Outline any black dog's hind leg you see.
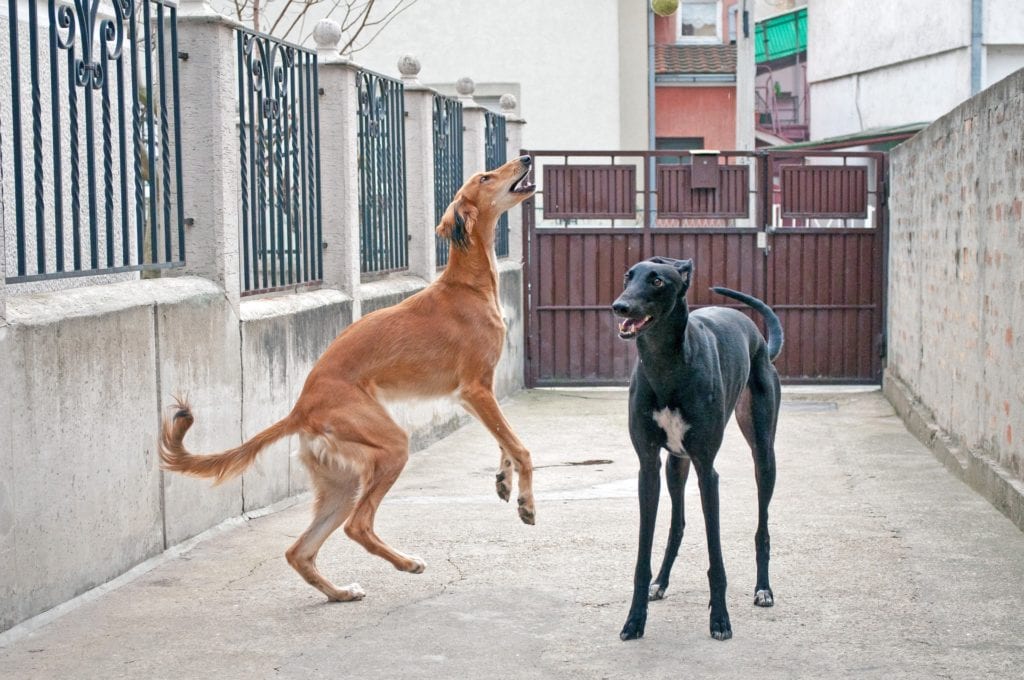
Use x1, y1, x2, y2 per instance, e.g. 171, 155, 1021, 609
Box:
694, 457, 732, 640
649, 453, 690, 601
620, 453, 661, 640
738, 367, 780, 607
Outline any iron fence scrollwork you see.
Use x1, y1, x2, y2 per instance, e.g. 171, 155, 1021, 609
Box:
484, 110, 508, 257
4, 0, 185, 282
357, 69, 407, 274
235, 28, 322, 295
432, 93, 462, 267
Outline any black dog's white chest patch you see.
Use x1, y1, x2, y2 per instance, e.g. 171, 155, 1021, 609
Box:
652, 407, 690, 457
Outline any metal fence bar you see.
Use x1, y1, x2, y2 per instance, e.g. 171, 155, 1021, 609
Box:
433, 93, 463, 267
3, 0, 186, 283
235, 28, 322, 295
8, 0, 26, 277
356, 69, 407, 274
484, 110, 509, 257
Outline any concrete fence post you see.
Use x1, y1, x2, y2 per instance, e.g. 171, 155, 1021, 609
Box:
501, 94, 526, 264
0, 200, 6, 325
174, 0, 243, 312
398, 55, 438, 281
458, 78, 486, 176
313, 20, 361, 305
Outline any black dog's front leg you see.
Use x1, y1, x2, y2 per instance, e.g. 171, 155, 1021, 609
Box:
695, 460, 732, 640
620, 454, 661, 641
650, 453, 690, 600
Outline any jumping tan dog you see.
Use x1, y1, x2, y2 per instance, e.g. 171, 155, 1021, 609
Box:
160, 156, 537, 602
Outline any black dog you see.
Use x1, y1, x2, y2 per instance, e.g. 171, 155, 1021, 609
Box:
611, 256, 783, 641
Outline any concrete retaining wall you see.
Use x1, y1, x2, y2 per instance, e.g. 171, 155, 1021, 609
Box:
0, 265, 524, 632
885, 68, 1024, 530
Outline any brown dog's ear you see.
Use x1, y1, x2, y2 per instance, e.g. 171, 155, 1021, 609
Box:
436, 199, 478, 251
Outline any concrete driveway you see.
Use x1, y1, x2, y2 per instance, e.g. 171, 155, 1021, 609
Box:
1, 388, 1022, 679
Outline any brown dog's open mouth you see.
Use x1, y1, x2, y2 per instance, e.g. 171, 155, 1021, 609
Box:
512, 168, 535, 194
618, 316, 652, 339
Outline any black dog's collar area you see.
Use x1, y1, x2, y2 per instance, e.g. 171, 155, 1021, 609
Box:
618, 315, 652, 339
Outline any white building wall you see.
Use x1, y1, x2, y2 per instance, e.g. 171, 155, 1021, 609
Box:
807, 0, 1024, 139
210, 0, 632, 152
810, 49, 971, 139
350, 0, 624, 151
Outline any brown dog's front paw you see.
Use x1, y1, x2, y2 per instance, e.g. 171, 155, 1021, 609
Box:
517, 496, 535, 525
495, 471, 511, 502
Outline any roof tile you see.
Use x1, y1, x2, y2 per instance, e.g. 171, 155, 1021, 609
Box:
656, 44, 737, 75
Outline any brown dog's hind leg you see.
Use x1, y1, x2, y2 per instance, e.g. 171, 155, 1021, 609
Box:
336, 402, 426, 574
461, 384, 535, 525
286, 445, 364, 602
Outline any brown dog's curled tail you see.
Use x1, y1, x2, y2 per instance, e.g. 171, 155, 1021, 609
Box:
159, 398, 295, 485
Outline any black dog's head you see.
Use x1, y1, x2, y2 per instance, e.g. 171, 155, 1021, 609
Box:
611, 257, 693, 339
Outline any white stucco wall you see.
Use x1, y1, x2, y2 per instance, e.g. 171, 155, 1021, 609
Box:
808, 0, 971, 84
810, 49, 971, 139
807, 0, 1024, 139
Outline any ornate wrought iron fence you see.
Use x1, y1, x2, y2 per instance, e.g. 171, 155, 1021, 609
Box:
235, 28, 321, 295
484, 109, 508, 257
3, 0, 184, 283
432, 93, 462, 267
356, 69, 407, 274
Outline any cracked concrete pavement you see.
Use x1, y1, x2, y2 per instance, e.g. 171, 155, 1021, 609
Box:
2, 388, 1023, 679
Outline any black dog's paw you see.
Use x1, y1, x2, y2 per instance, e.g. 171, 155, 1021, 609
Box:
648, 582, 666, 601
709, 611, 732, 641
619, 614, 647, 641
754, 588, 774, 607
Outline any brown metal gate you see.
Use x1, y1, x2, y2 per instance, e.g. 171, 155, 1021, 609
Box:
522, 149, 887, 386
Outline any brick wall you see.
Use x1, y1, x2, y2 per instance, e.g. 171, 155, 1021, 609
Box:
885, 67, 1024, 529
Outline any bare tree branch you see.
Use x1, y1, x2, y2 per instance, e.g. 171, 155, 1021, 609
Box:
238, 0, 420, 58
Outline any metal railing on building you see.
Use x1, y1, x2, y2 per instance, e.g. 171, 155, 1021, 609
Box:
432, 93, 462, 268
3, 0, 185, 283
483, 109, 508, 257
356, 68, 407, 274
235, 27, 322, 295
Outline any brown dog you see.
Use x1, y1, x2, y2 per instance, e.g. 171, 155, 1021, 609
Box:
160, 156, 537, 602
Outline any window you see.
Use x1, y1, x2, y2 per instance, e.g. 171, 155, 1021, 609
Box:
656, 137, 705, 164
679, 1, 721, 43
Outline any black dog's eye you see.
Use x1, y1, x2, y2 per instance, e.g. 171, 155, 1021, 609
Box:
652, 278, 664, 287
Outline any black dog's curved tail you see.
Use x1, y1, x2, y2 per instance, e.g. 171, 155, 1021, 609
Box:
711, 287, 784, 362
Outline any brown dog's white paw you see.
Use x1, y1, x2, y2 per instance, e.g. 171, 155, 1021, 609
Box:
328, 583, 365, 602
402, 555, 426, 574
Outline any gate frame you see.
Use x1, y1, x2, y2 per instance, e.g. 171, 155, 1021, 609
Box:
520, 148, 889, 387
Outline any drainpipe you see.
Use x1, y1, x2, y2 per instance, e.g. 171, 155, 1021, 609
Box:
647, 4, 657, 224
648, 5, 656, 151
970, 0, 983, 95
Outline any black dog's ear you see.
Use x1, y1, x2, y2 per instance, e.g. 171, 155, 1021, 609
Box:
676, 259, 693, 289
436, 199, 477, 251
648, 256, 693, 288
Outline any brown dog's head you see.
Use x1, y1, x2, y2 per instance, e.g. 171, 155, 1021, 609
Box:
437, 155, 535, 250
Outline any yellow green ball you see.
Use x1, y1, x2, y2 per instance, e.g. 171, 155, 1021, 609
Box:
651, 0, 680, 17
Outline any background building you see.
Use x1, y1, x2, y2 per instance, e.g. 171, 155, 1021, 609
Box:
807, 0, 1024, 141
